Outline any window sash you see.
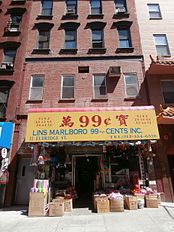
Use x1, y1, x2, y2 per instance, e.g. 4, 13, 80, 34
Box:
38, 31, 50, 49
154, 35, 170, 56
92, 30, 103, 48
41, 0, 53, 15
62, 76, 74, 99
148, 4, 161, 18
90, 0, 102, 14
118, 29, 131, 48
161, 81, 174, 104
4, 50, 16, 63
65, 30, 76, 49
124, 74, 139, 98
29, 76, 44, 100
93, 75, 107, 99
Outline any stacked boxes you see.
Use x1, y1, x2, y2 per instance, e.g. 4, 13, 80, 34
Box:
110, 199, 124, 212
28, 192, 46, 217
145, 195, 158, 208
124, 196, 138, 210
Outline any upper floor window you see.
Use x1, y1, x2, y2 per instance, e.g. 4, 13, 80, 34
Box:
92, 29, 104, 48
90, 0, 102, 15
0, 86, 9, 119
41, 0, 53, 16
161, 81, 174, 104
148, 4, 162, 19
118, 29, 131, 48
153, 34, 170, 56
61, 75, 74, 99
7, 14, 22, 32
29, 75, 44, 101
3, 49, 16, 63
65, 30, 76, 49
115, 0, 126, 14
93, 75, 107, 99
37, 29, 50, 49
124, 73, 139, 98
66, 0, 77, 14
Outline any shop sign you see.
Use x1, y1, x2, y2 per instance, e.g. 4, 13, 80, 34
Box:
0, 122, 14, 149
25, 107, 160, 142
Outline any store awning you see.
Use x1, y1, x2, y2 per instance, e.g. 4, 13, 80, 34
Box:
157, 105, 174, 124
25, 106, 160, 142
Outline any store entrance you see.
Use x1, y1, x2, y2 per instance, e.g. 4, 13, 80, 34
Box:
73, 155, 101, 207
168, 156, 174, 192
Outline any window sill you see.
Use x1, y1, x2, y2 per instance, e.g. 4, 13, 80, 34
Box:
0, 68, 14, 75
26, 100, 43, 104
32, 48, 50, 54
58, 99, 75, 103
87, 14, 104, 19
4, 30, 20, 37
116, 47, 134, 53
10, 0, 26, 5
37, 15, 53, 20
62, 14, 78, 20
149, 17, 162, 20
113, 13, 129, 19
88, 48, 106, 54
59, 49, 78, 54
91, 98, 108, 102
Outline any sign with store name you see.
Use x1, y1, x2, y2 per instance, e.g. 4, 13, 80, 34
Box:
25, 107, 160, 142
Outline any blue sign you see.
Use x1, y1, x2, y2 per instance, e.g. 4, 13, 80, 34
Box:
0, 122, 14, 149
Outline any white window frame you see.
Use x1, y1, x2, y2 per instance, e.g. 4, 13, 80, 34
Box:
153, 34, 170, 57
124, 73, 139, 99
61, 75, 75, 99
147, 4, 162, 19
29, 75, 44, 101
93, 74, 107, 99
160, 80, 174, 104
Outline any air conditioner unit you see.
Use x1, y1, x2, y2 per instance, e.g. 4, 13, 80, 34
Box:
67, 7, 76, 14
108, 66, 121, 77
116, 7, 126, 13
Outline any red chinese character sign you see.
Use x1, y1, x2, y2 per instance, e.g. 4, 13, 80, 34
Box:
25, 106, 160, 142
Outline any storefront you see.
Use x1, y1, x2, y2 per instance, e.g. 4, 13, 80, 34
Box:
24, 106, 160, 209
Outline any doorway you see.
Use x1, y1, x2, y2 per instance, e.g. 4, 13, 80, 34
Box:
73, 155, 101, 207
15, 157, 36, 205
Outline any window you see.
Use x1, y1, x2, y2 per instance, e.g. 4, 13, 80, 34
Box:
124, 73, 139, 98
161, 81, 174, 104
29, 76, 44, 101
90, 0, 102, 15
65, 30, 76, 49
115, 0, 126, 13
118, 29, 131, 48
66, 0, 77, 14
37, 30, 50, 49
3, 49, 16, 63
148, 4, 162, 19
61, 75, 74, 99
0, 86, 9, 118
92, 29, 104, 48
8, 15, 22, 32
153, 34, 170, 56
41, 0, 53, 16
93, 75, 107, 99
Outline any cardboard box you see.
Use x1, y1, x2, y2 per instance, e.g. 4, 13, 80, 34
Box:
64, 199, 73, 212
49, 202, 64, 217
93, 195, 107, 211
110, 199, 124, 212
96, 198, 110, 213
145, 195, 158, 208
124, 196, 138, 210
28, 192, 46, 217
53, 197, 64, 203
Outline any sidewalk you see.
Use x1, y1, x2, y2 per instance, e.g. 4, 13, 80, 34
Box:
0, 202, 174, 232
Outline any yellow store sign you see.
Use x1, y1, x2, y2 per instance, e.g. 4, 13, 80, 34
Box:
25, 107, 160, 142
